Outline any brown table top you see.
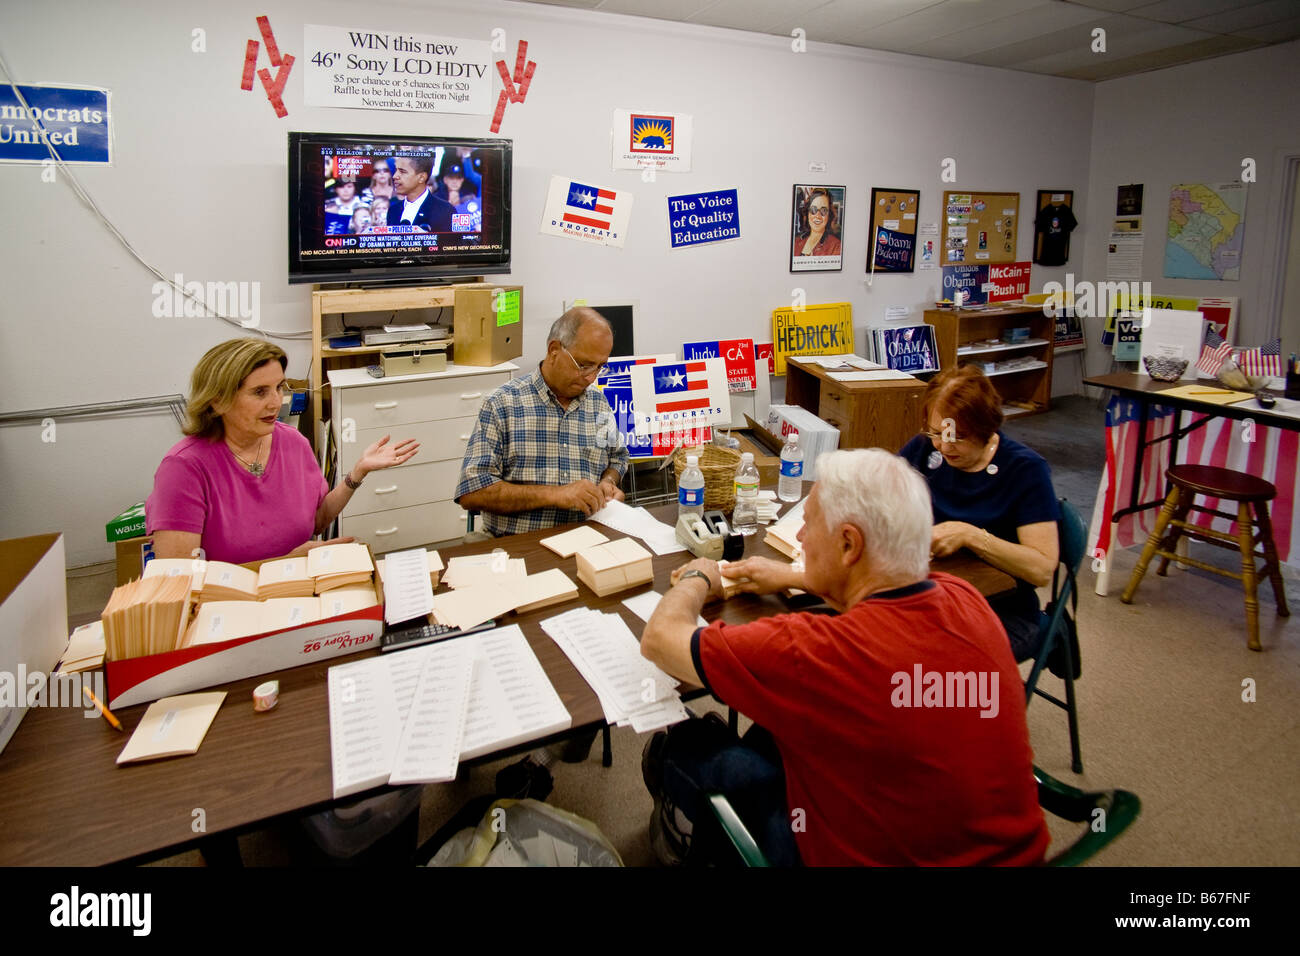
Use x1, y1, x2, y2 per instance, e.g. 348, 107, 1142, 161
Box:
0, 502, 1013, 866
785, 357, 927, 392
1084, 371, 1297, 430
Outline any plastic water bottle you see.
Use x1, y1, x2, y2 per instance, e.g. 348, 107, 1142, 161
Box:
678, 454, 705, 519
732, 452, 760, 535
778, 431, 804, 502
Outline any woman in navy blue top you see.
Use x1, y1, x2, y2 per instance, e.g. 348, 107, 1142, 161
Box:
899, 366, 1060, 660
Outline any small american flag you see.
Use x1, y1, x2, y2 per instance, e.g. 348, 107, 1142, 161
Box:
652, 362, 713, 414
1236, 338, 1282, 377
1197, 341, 1233, 377
1205, 326, 1226, 349
564, 182, 617, 230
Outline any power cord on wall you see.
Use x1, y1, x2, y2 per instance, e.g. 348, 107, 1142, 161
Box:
0, 47, 311, 342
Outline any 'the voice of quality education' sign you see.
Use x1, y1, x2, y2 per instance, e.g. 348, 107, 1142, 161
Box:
303, 25, 491, 115
0, 85, 110, 164
669, 189, 740, 249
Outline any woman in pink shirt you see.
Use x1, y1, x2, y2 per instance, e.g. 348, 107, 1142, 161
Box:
146, 339, 418, 564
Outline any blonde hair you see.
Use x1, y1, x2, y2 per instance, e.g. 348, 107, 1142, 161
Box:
184, 339, 287, 439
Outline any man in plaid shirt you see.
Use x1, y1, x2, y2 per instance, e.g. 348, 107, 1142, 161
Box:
456, 308, 630, 536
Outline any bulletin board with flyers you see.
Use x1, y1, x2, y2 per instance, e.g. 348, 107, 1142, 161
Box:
942, 191, 1020, 266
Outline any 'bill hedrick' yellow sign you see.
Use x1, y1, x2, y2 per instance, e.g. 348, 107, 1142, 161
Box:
771, 302, 854, 375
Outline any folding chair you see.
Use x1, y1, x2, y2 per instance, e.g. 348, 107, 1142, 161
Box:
1024, 498, 1086, 773
706, 766, 1140, 867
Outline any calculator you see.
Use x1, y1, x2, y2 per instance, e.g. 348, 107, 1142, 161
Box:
379, 619, 497, 653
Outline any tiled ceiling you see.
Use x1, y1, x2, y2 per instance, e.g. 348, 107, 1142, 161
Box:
514, 0, 1300, 80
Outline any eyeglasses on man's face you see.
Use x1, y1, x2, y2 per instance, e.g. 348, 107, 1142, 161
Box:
562, 345, 608, 378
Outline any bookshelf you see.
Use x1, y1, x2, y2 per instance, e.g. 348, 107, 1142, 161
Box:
924, 304, 1054, 416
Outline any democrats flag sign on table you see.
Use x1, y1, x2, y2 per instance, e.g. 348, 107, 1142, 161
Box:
0, 85, 111, 164
629, 358, 730, 436
540, 174, 633, 247
598, 375, 711, 457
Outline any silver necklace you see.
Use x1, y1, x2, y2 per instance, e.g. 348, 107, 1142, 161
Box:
228, 436, 265, 476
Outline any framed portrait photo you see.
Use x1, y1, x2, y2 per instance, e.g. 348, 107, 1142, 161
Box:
791, 184, 845, 273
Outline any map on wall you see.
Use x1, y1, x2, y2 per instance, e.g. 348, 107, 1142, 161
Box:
1164, 182, 1246, 281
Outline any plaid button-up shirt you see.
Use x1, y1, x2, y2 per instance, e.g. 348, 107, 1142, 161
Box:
455, 367, 629, 536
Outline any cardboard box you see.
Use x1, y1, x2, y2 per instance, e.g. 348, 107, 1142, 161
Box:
116, 535, 155, 586
0, 534, 68, 754
106, 502, 147, 543
104, 549, 385, 709
734, 430, 782, 487
453, 284, 524, 367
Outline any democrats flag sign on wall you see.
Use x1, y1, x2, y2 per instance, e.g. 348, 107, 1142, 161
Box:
0, 85, 111, 164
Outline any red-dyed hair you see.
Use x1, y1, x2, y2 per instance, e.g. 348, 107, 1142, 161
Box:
921, 365, 1004, 444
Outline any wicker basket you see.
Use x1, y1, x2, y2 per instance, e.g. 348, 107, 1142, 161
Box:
672, 445, 742, 513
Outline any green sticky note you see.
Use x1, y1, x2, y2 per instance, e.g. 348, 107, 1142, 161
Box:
496, 289, 521, 327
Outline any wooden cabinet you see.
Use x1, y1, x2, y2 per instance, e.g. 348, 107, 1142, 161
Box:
924, 304, 1054, 417
784, 358, 927, 453
328, 362, 517, 553
310, 282, 523, 443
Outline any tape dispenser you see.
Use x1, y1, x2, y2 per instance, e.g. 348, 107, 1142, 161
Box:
676, 510, 745, 561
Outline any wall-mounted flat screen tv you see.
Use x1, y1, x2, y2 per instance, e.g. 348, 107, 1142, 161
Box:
288, 131, 511, 284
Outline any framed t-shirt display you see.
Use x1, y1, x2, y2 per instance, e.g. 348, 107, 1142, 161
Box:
1034, 189, 1077, 266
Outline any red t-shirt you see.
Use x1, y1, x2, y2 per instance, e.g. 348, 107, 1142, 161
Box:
693, 572, 1049, 866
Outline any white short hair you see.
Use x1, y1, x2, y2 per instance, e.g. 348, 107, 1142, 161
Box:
814, 448, 932, 580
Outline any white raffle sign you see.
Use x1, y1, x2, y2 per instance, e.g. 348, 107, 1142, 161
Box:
303, 25, 491, 115
629, 358, 730, 436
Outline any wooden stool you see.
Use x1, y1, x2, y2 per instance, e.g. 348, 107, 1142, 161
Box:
1121, 465, 1290, 651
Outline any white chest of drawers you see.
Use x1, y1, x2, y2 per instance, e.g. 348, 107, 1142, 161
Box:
328, 362, 518, 553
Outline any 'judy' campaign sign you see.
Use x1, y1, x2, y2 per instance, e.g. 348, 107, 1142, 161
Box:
682, 338, 756, 391
0, 85, 110, 164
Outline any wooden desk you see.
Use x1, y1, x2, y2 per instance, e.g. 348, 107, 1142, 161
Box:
784, 358, 925, 452
0, 504, 1013, 866
1083, 372, 1299, 594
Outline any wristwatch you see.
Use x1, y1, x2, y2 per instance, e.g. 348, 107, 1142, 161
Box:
677, 569, 712, 588
343, 472, 364, 491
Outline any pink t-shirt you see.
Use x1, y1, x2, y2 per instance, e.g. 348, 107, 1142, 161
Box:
146, 423, 328, 565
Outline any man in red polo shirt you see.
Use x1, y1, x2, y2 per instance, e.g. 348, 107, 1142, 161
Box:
640, 448, 1049, 866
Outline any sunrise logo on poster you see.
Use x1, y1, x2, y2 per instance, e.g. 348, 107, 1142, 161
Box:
630, 115, 673, 153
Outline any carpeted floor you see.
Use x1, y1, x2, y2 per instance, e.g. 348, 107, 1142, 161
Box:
67, 395, 1297, 866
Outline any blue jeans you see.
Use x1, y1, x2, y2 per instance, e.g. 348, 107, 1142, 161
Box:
655, 716, 802, 866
